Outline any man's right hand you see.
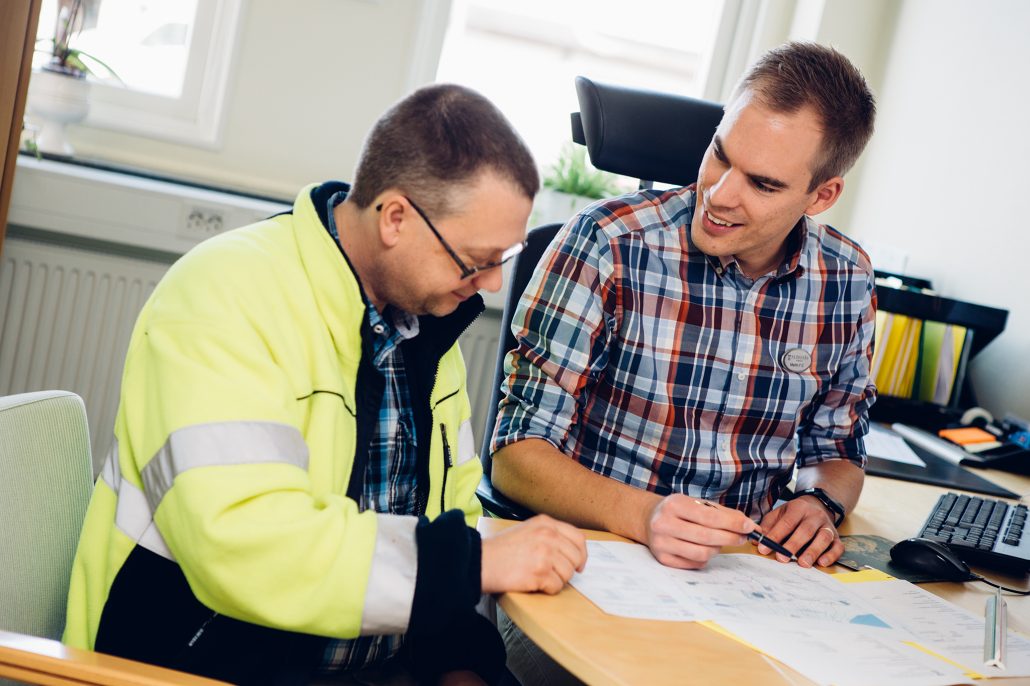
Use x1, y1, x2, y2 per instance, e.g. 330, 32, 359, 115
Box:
480, 515, 587, 595
644, 494, 756, 569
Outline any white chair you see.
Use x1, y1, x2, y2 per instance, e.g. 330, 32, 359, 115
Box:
0, 390, 225, 685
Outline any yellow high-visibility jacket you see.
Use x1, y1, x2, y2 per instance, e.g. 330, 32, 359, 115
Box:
63, 182, 488, 673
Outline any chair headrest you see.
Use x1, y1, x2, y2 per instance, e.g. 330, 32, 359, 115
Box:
571, 76, 724, 187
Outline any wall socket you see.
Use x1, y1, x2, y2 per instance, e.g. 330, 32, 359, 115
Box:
182, 206, 226, 237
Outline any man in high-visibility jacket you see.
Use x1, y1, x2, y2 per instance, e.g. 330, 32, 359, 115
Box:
64, 84, 587, 685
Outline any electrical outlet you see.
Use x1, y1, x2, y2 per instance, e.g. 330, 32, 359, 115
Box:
182, 206, 226, 238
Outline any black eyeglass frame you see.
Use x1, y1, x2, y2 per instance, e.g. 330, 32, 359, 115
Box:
375, 196, 526, 280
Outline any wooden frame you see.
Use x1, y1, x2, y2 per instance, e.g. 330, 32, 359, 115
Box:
0, 630, 228, 686
0, 0, 42, 257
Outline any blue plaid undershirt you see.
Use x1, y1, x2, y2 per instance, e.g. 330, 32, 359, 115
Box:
319, 191, 421, 673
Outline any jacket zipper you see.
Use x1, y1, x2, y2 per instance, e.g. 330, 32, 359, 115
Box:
416, 308, 482, 515
439, 422, 453, 512
412, 304, 483, 516
187, 611, 219, 648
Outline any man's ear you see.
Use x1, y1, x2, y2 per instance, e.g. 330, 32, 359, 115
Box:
376, 195, 405, 248
805, 176, 844, 217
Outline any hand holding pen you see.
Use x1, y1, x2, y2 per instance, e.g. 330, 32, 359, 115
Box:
694, 498, 798, 561
643, 493, 762, 570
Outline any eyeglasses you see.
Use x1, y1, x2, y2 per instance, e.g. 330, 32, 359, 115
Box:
375, 196, 526, 280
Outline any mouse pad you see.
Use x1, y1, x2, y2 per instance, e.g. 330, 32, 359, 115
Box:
838, 534, 952, 583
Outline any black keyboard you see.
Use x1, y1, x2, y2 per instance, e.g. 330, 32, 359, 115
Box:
918, 492, 1030, 575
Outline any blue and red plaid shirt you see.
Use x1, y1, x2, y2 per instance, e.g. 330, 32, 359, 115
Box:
492, 186, 877, 517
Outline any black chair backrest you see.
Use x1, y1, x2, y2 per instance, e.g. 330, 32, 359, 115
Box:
571, 75, 724, 186
477, 223, 561, 520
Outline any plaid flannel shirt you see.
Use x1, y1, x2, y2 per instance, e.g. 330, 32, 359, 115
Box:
492, 186, 876, 517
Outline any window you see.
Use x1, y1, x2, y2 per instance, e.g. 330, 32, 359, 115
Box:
34, 0, 243, 147
436, 0, 743, 173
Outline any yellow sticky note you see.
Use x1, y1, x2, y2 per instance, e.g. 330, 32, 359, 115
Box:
832, 568, 895, 583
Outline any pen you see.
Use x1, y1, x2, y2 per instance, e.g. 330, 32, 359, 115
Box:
747, 530, 798, 562
984, 585, 1007, 669
694, 499, 798, 561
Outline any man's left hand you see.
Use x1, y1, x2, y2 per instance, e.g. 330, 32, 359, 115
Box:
755, 496, 842, 568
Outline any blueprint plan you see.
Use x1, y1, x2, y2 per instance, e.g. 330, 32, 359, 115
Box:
570, 541, 889, 626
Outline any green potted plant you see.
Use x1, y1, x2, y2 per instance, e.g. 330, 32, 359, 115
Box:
27, 0, 119, 155
532, 142, 628, 225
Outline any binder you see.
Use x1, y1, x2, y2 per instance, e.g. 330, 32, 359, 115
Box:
870, 282, 1008, 429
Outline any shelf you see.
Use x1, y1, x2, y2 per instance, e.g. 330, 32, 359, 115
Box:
875, 285, 1008, 359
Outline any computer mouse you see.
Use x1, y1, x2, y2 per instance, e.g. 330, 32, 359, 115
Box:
889, 537, 977, 582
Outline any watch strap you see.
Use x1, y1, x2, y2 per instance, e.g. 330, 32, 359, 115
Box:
791, 487, 845, 527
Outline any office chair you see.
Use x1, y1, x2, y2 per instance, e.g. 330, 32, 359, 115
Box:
476, 77, 724, 519
477, 224, 563, 521
0, 390, 226, 685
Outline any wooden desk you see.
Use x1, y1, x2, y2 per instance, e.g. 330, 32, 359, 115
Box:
479, 471, 1030, 685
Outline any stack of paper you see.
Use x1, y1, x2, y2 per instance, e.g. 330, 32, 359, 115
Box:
570, 541, 1030, 686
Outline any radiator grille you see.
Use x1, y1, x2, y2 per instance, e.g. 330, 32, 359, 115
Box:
0, 235, 166, 474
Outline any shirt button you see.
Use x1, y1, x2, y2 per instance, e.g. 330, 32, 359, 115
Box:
372, 324, 385, 335
737, 371, 746, 381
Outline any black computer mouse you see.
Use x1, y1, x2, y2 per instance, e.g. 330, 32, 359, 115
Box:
889, 537, 977, 582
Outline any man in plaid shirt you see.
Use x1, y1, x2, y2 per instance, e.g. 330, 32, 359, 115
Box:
492, 41, 878, 583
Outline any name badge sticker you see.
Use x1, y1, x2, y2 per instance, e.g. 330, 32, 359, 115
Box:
780, 348, 812, 373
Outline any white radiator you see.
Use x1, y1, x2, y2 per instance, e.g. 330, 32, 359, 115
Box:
3, 156, 290, 475
0, 236, 165, 473
2, 156, 507, 473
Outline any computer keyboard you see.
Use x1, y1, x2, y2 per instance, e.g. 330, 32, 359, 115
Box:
918, 492, 1030, 575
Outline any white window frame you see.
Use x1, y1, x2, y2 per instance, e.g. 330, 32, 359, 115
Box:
425, 0, 760, 105
83, 0, 244, 149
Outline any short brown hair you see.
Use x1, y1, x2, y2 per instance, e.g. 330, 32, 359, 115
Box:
349, 84, 539, 215
732, 42, 876, 191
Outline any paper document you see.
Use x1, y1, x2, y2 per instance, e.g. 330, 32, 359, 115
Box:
716, 618, 969, 686
571, 542, 892, 626
845, 577, 1030, 678
866, 423, 926, 466
570, 541, 1030, 686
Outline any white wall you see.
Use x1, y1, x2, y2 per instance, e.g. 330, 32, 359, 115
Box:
845, 0, 1030, 419
62, 0, 439, 199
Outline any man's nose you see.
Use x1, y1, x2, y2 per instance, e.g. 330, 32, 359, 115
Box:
473, 266, 504, 293
708, 168, 741, 208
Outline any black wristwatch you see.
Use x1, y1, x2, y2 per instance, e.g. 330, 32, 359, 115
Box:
789, 487, 846, 527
